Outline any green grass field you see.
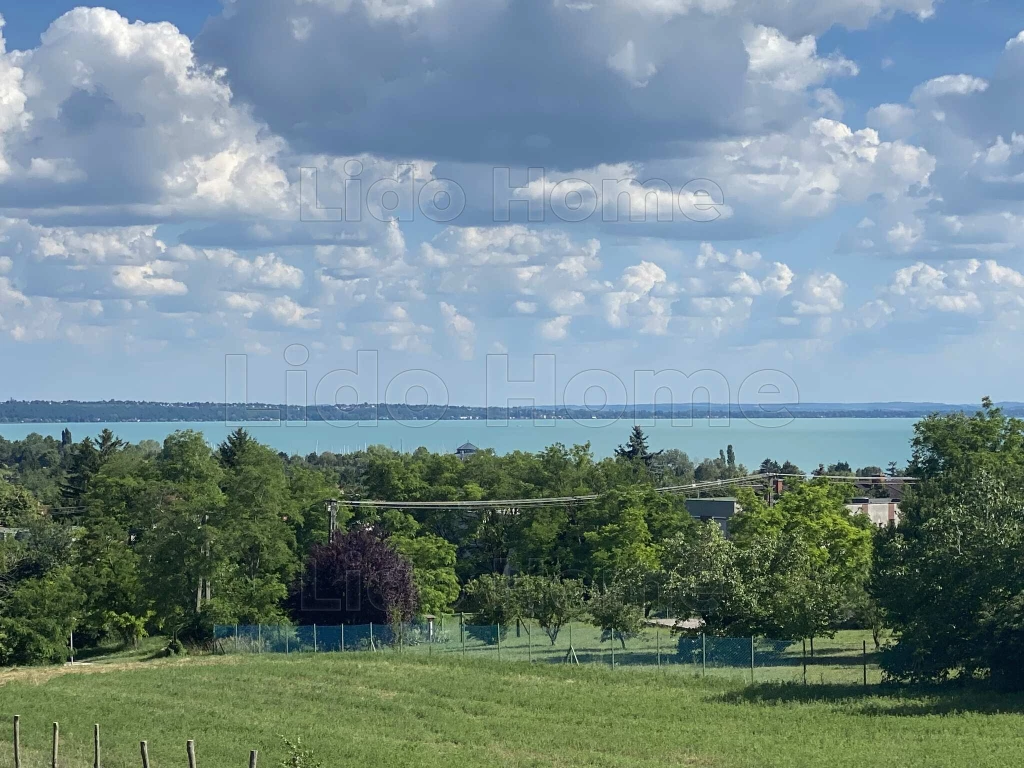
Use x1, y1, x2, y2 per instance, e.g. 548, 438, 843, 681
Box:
220, 622, 887, 685
2, 652, 1023, 768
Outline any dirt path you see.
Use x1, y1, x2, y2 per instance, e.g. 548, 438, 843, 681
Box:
0, 655, 239, 687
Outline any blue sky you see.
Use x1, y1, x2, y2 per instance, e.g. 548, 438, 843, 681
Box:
1, 0, 1024, 407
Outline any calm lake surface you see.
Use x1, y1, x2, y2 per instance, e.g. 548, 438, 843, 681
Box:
0, 418, 917, 470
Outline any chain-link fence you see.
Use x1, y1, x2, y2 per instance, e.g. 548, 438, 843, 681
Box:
214, 620, 881, 684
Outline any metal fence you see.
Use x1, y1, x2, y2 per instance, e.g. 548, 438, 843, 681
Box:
213, 620, 881, 685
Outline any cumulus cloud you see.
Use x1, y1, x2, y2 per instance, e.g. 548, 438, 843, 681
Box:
886, 260, 1024, 316
791, 272, 845, 316
843, 31, 1024, 259
111, 263, 189, 297
5, 1, 1018, 392
744, 25, 858, 92
0, 8, 290, 219
539, 315, 572, 341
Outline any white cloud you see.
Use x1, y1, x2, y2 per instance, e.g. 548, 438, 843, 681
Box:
112, 263, 188, 297
744, 26, 858, 92
0, 8, 290, 218
439, 301, 476, 360
912, 74, 989, 100
885, 260, 1024, 318
792, 273, 845, 315
539, 315, 571, 341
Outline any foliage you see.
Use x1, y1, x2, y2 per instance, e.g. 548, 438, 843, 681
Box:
278, 737, 323, 768
463, 574, 520, 637
0, 565, 83, 665
614, 426, 661, 468
515, 575, 586, 645
873, 400, 1024, 689
292, 528, 418, 625
103, 611, 152, 649
379, 510, 460, 616
0, 420, 959, 671
662, 523, 754, 635
588, 582, 646, 648
663, 482, 872, 641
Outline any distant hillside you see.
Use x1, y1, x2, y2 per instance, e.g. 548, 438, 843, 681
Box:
0, 399, 1016, 423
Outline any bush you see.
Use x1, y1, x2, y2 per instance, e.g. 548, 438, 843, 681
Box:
160, 638, 187, 657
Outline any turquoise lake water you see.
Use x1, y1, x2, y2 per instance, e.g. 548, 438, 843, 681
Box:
0, 418, 917, 471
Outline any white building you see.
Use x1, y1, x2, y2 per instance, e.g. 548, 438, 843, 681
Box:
845, 497, 900, 527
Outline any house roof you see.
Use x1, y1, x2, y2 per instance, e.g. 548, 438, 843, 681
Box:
456, 442, 479, 452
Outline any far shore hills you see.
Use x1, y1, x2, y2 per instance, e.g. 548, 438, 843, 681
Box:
0, 399, 1017, 423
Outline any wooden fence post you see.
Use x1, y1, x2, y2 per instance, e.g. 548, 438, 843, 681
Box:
52, 722, 59, 768
187, 740, 197, 768
657, 627, 661, 668
13, 716, 20, 768
94, 724, 101, 768
750, 637, 755, 684
140, 742, 150, 768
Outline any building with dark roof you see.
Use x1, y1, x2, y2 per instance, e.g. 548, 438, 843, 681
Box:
684, 497, 740, 536
455, 442, 479, 460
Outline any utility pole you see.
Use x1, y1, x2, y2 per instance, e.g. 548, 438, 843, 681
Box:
326, 499, 338, 538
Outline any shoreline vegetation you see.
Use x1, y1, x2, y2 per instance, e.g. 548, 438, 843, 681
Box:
3, 400, 1023, 423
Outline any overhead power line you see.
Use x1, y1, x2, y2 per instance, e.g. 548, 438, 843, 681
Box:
339, 472, 917, 510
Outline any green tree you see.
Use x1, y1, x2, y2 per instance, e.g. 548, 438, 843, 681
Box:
583, 490, 662, 606
72, 518, 144, 643
463, 574, 520, 638
874, 467, 1024, 688
0, 473, 39, 525
662, 523, 753, 635
137, 431, 225, 640
731, 483, 873, 641
215, 436, 300, 625
614, 426, 661, 469
515, 575, 586, 645
588, 582, 646, 648
380, 510, 460, 616
0, 565, 84, 665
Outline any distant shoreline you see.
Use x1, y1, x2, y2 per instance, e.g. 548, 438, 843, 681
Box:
0, 399, 1012, 424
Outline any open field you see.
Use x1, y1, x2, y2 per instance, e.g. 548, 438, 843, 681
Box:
2, 652, 1023, 768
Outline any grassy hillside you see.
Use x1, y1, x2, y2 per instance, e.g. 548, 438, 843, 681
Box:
1, 653, 1023, 768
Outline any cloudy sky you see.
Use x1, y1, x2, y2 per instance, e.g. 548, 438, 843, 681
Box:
1, 0, 1023, 405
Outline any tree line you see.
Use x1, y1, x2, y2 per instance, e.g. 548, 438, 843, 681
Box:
1, 405, 1022, 690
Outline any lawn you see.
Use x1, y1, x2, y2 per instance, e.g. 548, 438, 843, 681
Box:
1, 652, 1023, 768
220, 622, 886, 685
